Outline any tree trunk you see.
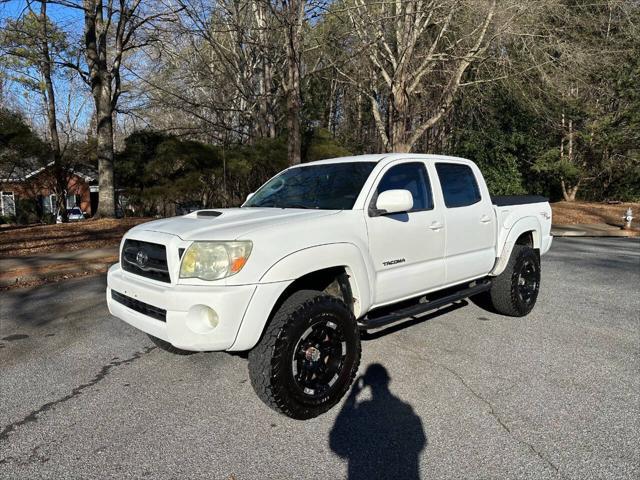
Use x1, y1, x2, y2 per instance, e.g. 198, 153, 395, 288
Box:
286, 82, 301, 165
84, 0, 116, 218
568, 118, 574, 162
356, 89, 363, 146
560, 108, 565, 159
285, 0, 304, 166
390, 84, 410, 152
90, 69, 116, 218
252, 0, 276, 140
96, 101, 116, 217
39, 0, 69, 222
561, 178, 579, 202
265, 60, 276, 139
328, 78, 335, 134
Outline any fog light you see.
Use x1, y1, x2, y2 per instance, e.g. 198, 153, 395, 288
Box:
185, 305, 219, 334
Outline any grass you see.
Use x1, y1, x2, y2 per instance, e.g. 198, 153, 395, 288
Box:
0, 217, 151, 257
551, 201, 640, 229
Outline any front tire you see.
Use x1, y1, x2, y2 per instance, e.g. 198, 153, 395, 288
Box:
248, 290, 361, 420
486, 245, 541, 317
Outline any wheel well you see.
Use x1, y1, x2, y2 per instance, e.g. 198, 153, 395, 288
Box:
269, 267, 354, 318
515, 231, 534, 248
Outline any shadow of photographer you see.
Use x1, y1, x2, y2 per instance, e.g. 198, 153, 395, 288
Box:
329, 363, 427, 480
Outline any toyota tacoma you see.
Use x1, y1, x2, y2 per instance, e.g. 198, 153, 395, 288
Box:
107, 154, 552, 419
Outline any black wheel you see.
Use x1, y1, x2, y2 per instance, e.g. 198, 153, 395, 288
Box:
248, 290, 361, 420
486, 245, 541, 317
147, 334, 195, 355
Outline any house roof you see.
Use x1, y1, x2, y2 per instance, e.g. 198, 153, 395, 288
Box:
0, 161, 97, 183
0, 158, 40, 182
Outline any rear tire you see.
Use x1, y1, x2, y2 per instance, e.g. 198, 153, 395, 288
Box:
248, 290, 361, 420
147, 334, 195, 355
485, 245, 541, 317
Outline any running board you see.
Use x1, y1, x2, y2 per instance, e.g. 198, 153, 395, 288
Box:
358, 280, 492, 330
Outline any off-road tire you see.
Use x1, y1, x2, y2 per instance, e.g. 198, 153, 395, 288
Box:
486, 245, 541, 317
147, 334, 195, 355
248, 290, 361, 420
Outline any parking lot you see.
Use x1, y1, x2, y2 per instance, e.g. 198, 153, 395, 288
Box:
1, 237, 638, 479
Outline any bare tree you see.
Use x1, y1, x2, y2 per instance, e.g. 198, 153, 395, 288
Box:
137, 0, 282, 145
81, 1, 151, 216
35, 0, 176, 217
278, 0, 305, 164
339, 0, 502, 152
0, 0, 80, 220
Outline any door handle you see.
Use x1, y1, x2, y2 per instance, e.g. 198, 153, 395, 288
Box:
480, 215, 492, 224
429, 222, 444, 231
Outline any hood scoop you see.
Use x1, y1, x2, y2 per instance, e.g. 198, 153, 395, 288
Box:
196, 210, 223, 218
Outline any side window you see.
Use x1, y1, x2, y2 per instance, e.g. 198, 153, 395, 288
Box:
435, 163, 481, 208
376, 162, 433, 212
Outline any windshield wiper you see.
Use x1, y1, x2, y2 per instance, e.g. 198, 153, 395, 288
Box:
281, 203, 317, 209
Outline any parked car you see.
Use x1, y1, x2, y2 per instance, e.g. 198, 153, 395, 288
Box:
56, 207, 86, 223
106, 154, 552, 419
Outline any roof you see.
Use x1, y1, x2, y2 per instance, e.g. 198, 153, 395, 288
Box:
297, 153, 472, 167
0, 161, 97, 183
0, 157, 41, 182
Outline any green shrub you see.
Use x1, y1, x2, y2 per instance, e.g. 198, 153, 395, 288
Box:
15, 198, 40, 225
304, 128, 351, 162
0, 215, 16, 225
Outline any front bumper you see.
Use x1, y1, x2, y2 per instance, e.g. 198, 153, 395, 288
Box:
106, 264, 256, 351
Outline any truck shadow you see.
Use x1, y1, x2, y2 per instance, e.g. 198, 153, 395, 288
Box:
329, 363, 427, 480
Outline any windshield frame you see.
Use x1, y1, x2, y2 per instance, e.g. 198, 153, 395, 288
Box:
242, 161, 377, 211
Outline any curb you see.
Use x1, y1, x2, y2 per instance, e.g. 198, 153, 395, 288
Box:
551, 224, 639, 238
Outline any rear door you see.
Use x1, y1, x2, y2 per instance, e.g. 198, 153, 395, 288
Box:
365, 161, 446, 306
434, 162, 496, 284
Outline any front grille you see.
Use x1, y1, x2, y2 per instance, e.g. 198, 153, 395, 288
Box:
121, 239, 170, 283
111, 290, 166, 322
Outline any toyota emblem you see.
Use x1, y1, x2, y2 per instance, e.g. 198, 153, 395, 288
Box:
136, 250, 149, 268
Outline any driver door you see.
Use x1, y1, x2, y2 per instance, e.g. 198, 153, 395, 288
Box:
365, 161, 446, 306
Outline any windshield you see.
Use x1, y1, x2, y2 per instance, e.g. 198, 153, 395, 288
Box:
244, 162, 376, 210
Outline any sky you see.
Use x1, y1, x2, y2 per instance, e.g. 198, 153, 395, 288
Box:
0, 0, 84, 27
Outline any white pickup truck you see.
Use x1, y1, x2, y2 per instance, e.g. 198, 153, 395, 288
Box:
107, 153, 552, 419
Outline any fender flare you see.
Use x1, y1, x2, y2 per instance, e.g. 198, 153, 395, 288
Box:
260, 242, 373, 316
491, 216, 541, 276
228, 243, 373, 351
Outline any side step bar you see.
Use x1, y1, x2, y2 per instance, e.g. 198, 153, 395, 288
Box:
358, 280, 492, 330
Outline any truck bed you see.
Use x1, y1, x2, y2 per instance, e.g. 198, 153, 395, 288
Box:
491, 195, 548, 207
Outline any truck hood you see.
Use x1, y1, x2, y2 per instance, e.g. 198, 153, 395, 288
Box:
130, 208, 339, 241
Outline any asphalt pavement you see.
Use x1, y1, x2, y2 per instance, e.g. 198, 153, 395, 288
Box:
1, 237, 638, 479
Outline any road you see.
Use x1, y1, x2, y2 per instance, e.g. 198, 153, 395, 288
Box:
1, 237, 638, 479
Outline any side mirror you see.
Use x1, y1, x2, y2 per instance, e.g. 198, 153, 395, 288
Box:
245, 192, 255, 203
375, 189, 413, 215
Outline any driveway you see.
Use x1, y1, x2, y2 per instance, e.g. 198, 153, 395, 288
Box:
1, 237, 638, 479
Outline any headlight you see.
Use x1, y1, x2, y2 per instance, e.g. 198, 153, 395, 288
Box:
179, 241, 252, 281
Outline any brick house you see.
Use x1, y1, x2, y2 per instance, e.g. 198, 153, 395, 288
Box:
0, 161, 98, 219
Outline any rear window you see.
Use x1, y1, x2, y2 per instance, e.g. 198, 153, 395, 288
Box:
435, 163, 481, 208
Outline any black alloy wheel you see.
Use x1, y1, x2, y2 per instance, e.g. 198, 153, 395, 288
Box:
291, 319, 348, 398
516, 258, 539, 308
